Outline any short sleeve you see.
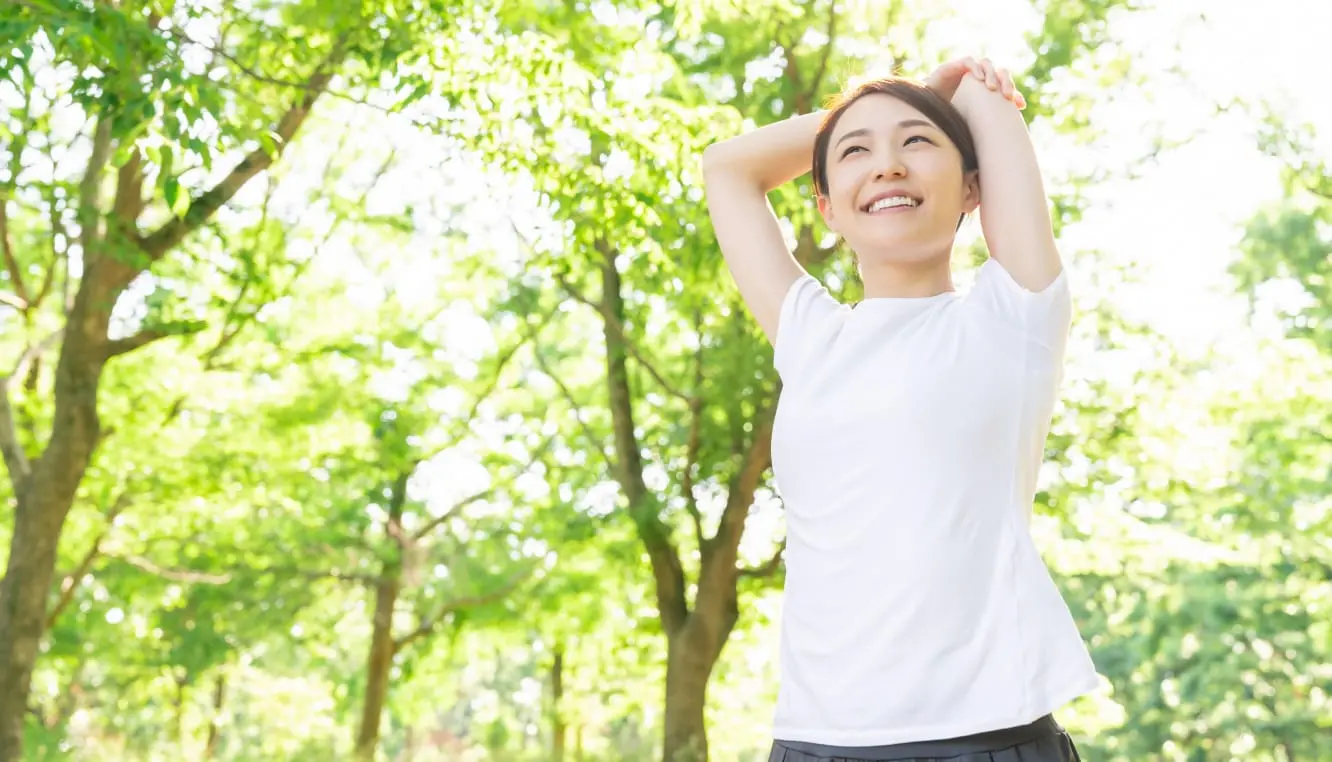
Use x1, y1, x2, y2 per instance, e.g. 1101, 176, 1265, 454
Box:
968, 258, 1072, 361
773, 275, 847, 383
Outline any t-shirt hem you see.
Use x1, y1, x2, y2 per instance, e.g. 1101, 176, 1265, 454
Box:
771, 672, 1100, 747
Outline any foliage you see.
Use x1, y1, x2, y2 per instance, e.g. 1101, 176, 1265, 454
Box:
0, 0, 1326, 760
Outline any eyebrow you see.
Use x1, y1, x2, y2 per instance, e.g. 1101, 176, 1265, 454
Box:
834, 119, 939, 148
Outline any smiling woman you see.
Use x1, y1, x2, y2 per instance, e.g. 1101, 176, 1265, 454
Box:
809, 78, 979, 293
701, 58, 1095, 762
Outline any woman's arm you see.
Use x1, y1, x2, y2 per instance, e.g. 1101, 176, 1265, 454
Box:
952, 69, 1063, 292
701, 112, 823, 344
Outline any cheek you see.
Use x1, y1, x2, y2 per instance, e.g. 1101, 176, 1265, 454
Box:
829, 167, 863, 214
915, 156, 965, 202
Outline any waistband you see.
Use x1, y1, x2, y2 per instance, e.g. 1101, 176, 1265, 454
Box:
775, 714, 1062, 760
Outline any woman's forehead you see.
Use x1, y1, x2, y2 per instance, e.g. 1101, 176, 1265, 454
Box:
836, 94, 937, 135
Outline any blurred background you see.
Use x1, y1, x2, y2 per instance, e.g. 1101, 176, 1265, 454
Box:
0, 0, 1328, 760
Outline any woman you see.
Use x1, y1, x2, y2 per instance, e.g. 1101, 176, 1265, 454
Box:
701, 57, 1097, 761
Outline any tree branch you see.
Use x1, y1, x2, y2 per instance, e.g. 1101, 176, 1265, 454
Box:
694, 401, 776, 620
502, 231, 613, 468
31, 189, 61, 312
104, 323, 206, 359
1, 72, 34, 310
410, 304, 552, 469
111, 148, 146, 228
11, 330, 63, 383
53, 193, 74, 316
681, 338, 706, 553
781, 36, 804, 109
737, 537, 786, 579
794, 225, 837, 266
713, 402, 776, 554
530, 344, 609, 467
413, 433, 555, 541
805, 0, 839, 109
598, 240, 688, 634
78, 117, 113, 260
47, 490, 133, 629
138, 39, 348, 260
163, 21, 398, 115
556, 273, 692, 403
0, 195, 30, 309
110, 553, 233, 585
392, 566, 534, 653
162, 146, 395, 426
103, 551, 378, 586
0, 330, 62, 490
245, 564, 381, 585
0, 381, 29, 491
411, 488, 493, 542
507, 221, 692, 404
204, 141, 394, 372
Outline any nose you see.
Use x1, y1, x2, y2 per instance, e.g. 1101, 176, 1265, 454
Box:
874, 158, 906, 180
874, 148, 907, 180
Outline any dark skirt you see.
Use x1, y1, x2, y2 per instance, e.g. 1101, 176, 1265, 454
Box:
768, 714, 1082, 762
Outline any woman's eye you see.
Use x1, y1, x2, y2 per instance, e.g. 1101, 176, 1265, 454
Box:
840, 145, 865, 158
905, 135, 933, 146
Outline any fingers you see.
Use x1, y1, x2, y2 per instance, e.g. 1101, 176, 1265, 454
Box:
923, 57, 968, 94
997, 67, 1014, 98
964, 56, 984, 81
931, 56, 1026, 109
971, 58, 998, 90
995, 67, 1026, 109
967, 57, 1025, 109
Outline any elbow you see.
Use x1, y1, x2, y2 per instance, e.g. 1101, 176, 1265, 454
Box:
701, 142, 729, 181
701, 142, 765, 194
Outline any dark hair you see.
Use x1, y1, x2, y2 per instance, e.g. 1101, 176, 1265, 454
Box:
811, 77, 978, 198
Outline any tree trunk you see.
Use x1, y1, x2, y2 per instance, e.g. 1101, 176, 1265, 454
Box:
0, 507, 68, 756
663, 638, 710, 762
0, 300, 108, 762
203, 671, 226, 759
355, 573, 401, 761
550, 645, 566, 762
356, 473, 408, 762
174, 672, 187, 750
662, 618, 733, 762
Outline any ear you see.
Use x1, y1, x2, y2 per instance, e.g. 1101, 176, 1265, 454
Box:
817, 194, 840, 233
961, 169, 981, 214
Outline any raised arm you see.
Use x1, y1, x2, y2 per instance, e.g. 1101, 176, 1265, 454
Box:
701, 112, 822, 344
951, 67, 1063, 292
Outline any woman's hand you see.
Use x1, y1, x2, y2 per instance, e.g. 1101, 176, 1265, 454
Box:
925, 57, 1026, 110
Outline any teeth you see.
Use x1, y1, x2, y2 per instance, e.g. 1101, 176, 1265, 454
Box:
867, 196, 917, 212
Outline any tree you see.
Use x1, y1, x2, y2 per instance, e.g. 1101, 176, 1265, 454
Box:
0, 0, 456, 756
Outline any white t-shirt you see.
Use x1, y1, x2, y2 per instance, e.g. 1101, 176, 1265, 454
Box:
769, 258, 1099, 747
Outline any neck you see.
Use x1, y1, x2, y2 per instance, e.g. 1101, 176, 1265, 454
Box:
859, 257, 954, 299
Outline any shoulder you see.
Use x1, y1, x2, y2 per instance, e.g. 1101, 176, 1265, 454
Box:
774, 275, 850, 381
965, 259, 1071, 341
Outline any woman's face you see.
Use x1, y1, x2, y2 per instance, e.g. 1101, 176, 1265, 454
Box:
817, 94, 979, 266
